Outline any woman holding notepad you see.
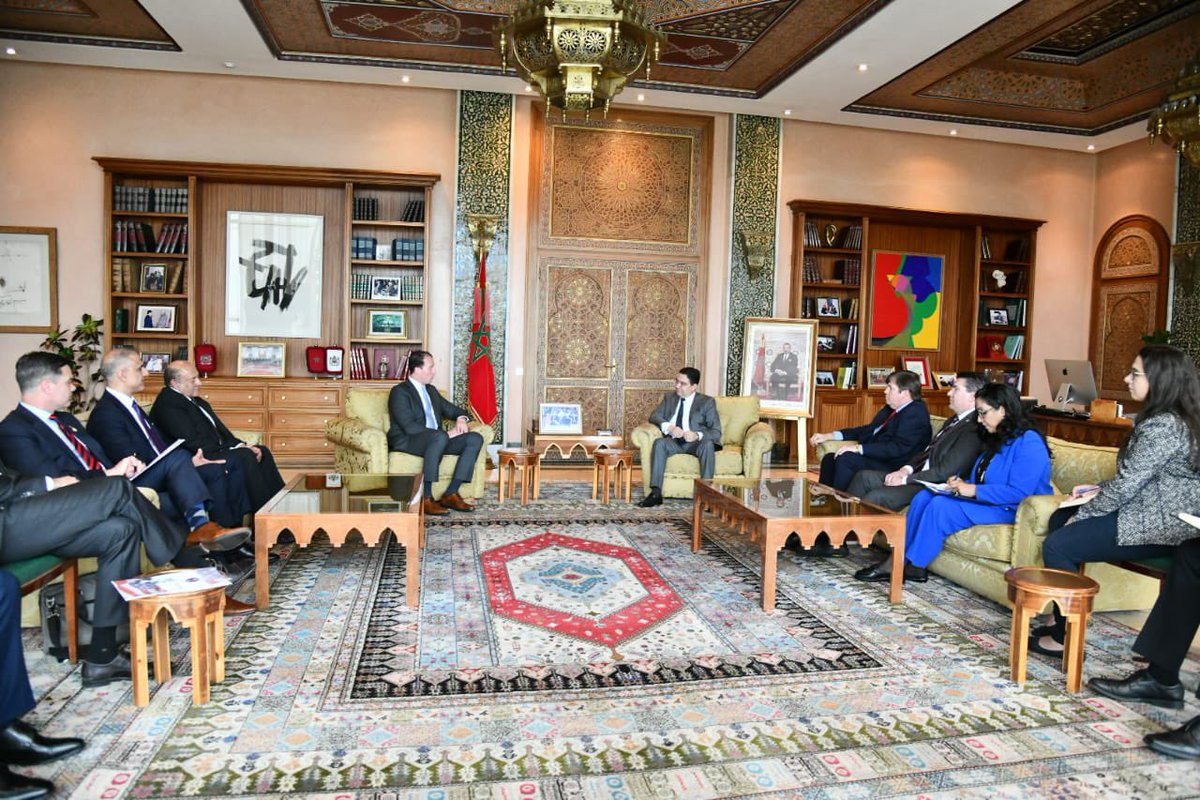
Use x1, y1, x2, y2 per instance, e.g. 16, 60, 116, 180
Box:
1031, 344, 1200, 659
854, 382, 1052, 584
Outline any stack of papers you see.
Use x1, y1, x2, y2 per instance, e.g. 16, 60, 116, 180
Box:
112, 567, 230, 601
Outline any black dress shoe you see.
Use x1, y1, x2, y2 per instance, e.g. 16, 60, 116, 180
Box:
81, 652, 133, 688
212, 554, 256, 587
1087, 669, 1185, 709
1027, 634, 1065, 659
637, 490, 663, 508
0, 719, 84, 766
854, 560, 892, 582
0, 766, 53, 800
1145, 714, 1200, 760
235, 544, 280, 565
902, 564, 929, 582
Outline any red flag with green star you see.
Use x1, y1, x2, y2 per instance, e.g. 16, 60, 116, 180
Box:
468, 251, 498, 426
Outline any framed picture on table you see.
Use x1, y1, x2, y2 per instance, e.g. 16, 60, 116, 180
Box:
901, 356, 933, 388
237, 341, 286, 378
539, 403, 582, 435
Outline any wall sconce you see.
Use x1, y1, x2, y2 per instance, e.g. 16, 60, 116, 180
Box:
467, 213, 500, 263
739, 229, 774, 279
1148, 48, 1200, 166
1172, 241, 1200, 295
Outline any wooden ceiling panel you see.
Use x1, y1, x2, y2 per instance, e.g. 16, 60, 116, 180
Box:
0, 0, 176, 50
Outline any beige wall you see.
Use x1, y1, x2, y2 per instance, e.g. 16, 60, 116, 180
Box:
0, 61, 1177, 429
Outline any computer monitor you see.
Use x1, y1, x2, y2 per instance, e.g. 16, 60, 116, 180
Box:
1044, 359, 1099, 409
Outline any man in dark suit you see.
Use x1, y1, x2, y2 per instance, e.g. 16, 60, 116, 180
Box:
151, 360, 284, 511
810, 369, 932, 491
85, 349, 251, 530
769, 343, 799, 400
0, 462, 213, 688
638, 367, 721, 508
387, 350, 484, 516
0, 569, 85, 798
1087, 536, 1200, 760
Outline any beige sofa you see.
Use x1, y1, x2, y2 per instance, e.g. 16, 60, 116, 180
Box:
630, 395, 775, 498
817, 419, 1159, 612
324, 387, 493, 499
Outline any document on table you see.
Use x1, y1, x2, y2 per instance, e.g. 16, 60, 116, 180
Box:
131, 438, 185, 481
111, 567, 230, 601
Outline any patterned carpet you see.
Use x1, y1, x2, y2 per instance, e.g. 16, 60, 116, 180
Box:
14, 486, 1200, 799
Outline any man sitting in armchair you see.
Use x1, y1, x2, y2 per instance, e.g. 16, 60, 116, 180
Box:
387, 350, 484, 516
638, 367, 721, 508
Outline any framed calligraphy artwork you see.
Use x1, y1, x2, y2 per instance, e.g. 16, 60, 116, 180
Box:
225, 211, 324, 338
0, 226, 57, 333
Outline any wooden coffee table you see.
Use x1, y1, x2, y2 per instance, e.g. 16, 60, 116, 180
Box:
253, 473, 424, 609
693, 477, 906, 609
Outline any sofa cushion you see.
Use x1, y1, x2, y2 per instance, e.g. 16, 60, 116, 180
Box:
943, 523, 1014, 562
1047, 437, 1118, 494
665, 446, 744, 476
716, 396, 759, 445
346, 388, 390, 432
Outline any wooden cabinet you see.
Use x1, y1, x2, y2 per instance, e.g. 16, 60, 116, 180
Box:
789, 200, 1042, 458
197, 378, 344, 468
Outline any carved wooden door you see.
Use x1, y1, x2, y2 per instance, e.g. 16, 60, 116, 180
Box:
538, 259, 697, 442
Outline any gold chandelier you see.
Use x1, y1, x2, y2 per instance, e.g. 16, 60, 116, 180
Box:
1148, 47, 1200, 166
496, 0, 666, 117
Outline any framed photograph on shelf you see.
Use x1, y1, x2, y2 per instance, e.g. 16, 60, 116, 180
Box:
225, 211, 324, 338
815, 296, 841, 317
140, 263, 167, 293
0, 226, 57, 333
325, 346, 344, 375
367, 500, 403, 513
866, 366, 892, 388
370, 276, 401, 301
869, 250, 944, 350
740, 317, 818, 416
237, 341, 287, 378
135, 304, 176, 332
988, 308, 1009, 326
901, 356, 933, 388
140, 352, 170, 373
816, 334, 838, 353
934, 371, 958, 388
815, 370, 836, 387
367, 309, 407, 338
539, 403, 583, 435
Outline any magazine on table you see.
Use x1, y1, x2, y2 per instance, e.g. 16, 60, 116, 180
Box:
111, 567, 230, 601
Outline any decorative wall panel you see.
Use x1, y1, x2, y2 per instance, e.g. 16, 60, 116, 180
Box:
1101, 227, 1160, 279
725, 114, 780, 395
625, 269, 691, 381
624, 387, 669, 443
544, 266, 613, 381
1096, 282, 1158, 397
452, 90, 512, 441
540, 119, 703, 255
1172, 156, 1200, 360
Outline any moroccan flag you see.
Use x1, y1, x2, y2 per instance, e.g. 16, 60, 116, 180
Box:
468, 252, 498, 426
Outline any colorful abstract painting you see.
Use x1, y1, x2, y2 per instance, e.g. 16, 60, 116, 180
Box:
869, 250, 944, 350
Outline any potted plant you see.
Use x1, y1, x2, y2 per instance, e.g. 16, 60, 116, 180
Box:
40, 313, 105, 414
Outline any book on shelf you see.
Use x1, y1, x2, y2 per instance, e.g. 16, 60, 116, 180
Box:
1003, 238, 1031, 262
1003, 335, 1025, 360
167, 263, 185, 294
804, 220, 821, 248
353, 196, 380, 221
113, 186, 188, 214
841, 224, 863, 250
976, 334, 1006, 359
980, 234, 992, 260
838, 257, 861, 284
844, 298, 859, 319
1001, 369, 1023, 391
802, 255, 821, 283
837, 361, 857, 389
401, 199, 425, 223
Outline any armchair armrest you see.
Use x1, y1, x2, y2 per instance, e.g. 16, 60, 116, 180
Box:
231, 430, 262, 446
740, 421, 775, 480
325, 416, 388, 473
467, 421, 494, 444
815, 438, 859, 462
1010, 493, 1066, 567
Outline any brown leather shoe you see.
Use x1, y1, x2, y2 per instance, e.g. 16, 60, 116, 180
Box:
223, 596, 256, 616
422, 497, 449, 516
186, 521, 251, 552
439, 492, 475, 512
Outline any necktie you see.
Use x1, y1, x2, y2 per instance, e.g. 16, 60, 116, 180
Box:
50, 414, 104, 472
913, 414, 959, 466
191, 397, 218, 430
874, 408, 898, 433
674, 399, 685, 428
420, 386, 437, 429
132, 403, 168, 453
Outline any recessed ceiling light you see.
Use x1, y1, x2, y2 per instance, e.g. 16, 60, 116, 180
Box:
858, 63, 868, 72
637, 93, 645, 102
1087, 144, 1096, 151
401, 75, 410, 83
949, 129, 958, 136
5, 47, 16, 56
222, 61, 236, 69
783, 108, 792, 116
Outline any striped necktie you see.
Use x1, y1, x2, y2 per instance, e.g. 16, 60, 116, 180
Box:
50, 414, 104, 473
132, 402, 168, 453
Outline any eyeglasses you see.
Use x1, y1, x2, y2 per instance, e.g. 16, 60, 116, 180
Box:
976, 405, 997, 415
1126, 368, 1145, 379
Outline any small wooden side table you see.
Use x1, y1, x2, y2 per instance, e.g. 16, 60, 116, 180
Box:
497, 448, 540, 504
1005, 566, 1099, 693
129, 585, 226, 707
592, 449, 634, 503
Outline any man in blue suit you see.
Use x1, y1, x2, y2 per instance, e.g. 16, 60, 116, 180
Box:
85, 349, 251, 530
809, 369, 932, 491
0, 570, 85, 798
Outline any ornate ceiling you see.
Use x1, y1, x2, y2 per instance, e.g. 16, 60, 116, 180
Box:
1, 0, 1198, 136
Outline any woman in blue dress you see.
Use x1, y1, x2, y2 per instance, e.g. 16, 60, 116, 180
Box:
855, 382, 1052, 583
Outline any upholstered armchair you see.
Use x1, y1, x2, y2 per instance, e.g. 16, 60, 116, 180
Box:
818, 418, 1159, 611
630, 395, 774, 498
324, 387, 493, 498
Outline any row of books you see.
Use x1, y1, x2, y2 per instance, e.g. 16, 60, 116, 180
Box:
353, 196, 381, 221
802, 221, 864, 250
350, 272, 424, 300
351, 236, 426, 261
111, 259, 184, 293
802, 256, 821, 283
816, 362, 857, 389
400, 199, 425, 223
981, 235, 1032, 263
113, 221, 187, 254
113, 186, 188, 214
347, 346, 409, 380
837, 257, 862, 284
976, 333, 1026, 360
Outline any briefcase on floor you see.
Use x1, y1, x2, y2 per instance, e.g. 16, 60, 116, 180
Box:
39, 573, 129, 661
